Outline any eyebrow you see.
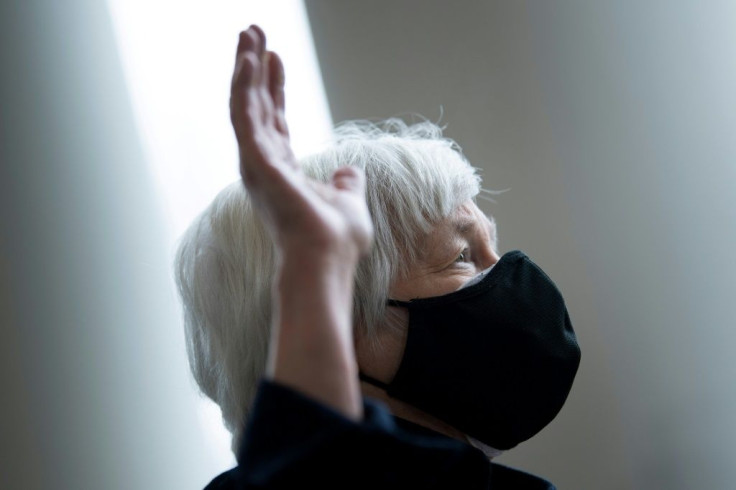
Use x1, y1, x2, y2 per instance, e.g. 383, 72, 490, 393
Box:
453, 214, 496, 246
425, 213, 493, 267
421, 217, 472, 268
454, 216, 476, 236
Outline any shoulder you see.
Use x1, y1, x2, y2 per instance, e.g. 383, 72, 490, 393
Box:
203, 467, 240, 490
490, 462, 557, 490
203, 460, 556, 490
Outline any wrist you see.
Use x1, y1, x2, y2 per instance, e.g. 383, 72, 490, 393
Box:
277, 245, 360, 281
275, 249, 358, 335
267, 245, 363, 421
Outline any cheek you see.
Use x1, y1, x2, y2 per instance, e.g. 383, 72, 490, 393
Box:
392, 274, 472, 301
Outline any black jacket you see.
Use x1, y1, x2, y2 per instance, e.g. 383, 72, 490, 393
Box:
205, 380, 555, 489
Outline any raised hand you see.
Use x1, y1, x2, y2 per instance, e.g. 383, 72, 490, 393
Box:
229, 26, 369, 419
229, 25, 373, 262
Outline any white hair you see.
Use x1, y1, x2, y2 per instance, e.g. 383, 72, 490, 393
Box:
175, 119, 482, 454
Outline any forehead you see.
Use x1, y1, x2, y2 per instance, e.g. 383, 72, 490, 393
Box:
452, 201, 482, 231
441, 201, 486, 233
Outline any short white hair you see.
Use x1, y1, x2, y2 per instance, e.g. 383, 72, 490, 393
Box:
175, 119, 482, 454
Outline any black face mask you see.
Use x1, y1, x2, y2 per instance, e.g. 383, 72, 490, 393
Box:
360, 251, 581, 450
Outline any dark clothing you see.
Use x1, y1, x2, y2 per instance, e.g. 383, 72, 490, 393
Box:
205, 380, 555, 489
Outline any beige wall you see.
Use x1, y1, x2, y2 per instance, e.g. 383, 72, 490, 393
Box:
306, 1, 736, 489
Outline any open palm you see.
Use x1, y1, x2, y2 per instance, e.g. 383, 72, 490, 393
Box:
230, 26, 373, 261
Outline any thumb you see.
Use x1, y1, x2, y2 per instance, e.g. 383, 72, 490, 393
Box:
331, 166, 365, 194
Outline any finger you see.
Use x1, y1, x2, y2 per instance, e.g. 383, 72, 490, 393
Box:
235, 26, 256, 63
249, 25, 266, 58
242, 27, 274, 127
231, 51, 262, 134
232, 27, 266, 91
231, 28, 260, 102
267, 51, 289, 135
267, 51, 285, 112
248, 25, 268, 90
257, 52, 273, 125
332, 166, 366, 194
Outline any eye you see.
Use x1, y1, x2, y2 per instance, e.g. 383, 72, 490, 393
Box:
454, 248, 470, 263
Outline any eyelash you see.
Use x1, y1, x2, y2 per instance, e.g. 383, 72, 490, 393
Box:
454, 248, 471, 263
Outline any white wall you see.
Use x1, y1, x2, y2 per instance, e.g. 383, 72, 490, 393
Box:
0, 1, 216, 488
0, 1, 332, 488
305, 1, 736, 488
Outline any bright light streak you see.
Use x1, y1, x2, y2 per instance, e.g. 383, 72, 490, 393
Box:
107, 0, 333, 471
107, 0, 333, 240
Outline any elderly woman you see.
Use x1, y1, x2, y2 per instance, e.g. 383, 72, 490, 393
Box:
176, 26, 580, 489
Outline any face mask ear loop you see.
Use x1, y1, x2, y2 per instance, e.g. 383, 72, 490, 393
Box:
358, 372, 391, 390
386, 299, 411, 307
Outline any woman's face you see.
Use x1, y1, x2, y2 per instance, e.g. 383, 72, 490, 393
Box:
390, 200, 500, 301
356, 199, 500, 388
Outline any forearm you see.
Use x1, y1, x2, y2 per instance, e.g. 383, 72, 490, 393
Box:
265, 250, 363, 421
